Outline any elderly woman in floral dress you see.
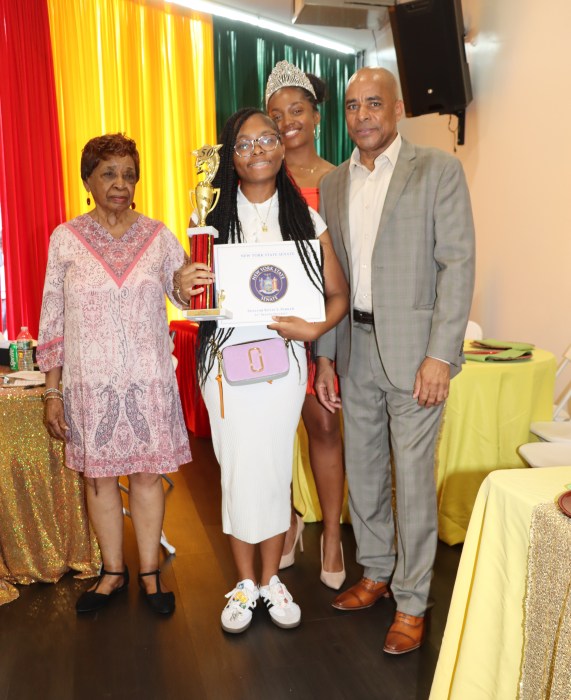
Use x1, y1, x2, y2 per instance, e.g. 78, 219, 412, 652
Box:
38, 133, 191, 615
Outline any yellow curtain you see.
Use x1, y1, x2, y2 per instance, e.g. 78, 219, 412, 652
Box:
47, 0, 216, 320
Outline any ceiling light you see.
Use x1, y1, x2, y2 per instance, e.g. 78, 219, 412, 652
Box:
169, 1, 356, 54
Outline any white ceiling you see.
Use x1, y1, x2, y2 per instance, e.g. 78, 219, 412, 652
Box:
218, 0, 381, 52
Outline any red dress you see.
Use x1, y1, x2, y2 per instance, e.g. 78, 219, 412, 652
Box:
300, 187, 320, 211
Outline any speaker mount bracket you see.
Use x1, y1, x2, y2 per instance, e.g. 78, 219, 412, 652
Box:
455, 109, 466, 146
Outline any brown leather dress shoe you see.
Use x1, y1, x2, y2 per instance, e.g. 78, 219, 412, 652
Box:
383, 611, 425, 654
331, 577, 391, 611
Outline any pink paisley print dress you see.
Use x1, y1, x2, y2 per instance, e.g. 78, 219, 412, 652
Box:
37, 214, 191, 478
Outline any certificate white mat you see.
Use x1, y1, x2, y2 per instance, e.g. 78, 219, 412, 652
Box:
214, 240, 325, 327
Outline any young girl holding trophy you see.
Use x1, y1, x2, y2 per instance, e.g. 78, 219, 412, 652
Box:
176, 108, 348, 634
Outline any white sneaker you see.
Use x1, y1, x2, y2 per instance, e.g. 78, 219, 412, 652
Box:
221, 579, 259, 634
259, 575, 301, 629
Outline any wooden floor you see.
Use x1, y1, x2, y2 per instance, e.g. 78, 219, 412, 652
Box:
0, 433, 461, 700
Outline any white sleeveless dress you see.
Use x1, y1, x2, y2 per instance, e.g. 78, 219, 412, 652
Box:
200, 188, 326, 543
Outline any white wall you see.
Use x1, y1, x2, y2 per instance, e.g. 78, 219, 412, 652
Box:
369, 0, 571, 395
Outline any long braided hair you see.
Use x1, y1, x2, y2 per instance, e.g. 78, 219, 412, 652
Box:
196, 107, 323, 384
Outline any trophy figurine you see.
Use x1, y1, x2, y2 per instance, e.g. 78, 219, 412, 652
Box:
185, 144, 229, 320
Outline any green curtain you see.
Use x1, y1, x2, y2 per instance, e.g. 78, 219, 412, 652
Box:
213, 18, 358, 166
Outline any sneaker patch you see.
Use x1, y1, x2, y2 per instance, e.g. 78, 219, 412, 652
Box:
231, 590, 250, 608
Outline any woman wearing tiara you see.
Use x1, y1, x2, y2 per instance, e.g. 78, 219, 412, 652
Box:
265, 61, 346, 590
177, 107, 348, 633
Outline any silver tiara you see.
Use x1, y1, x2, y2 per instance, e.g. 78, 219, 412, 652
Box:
265, 60, 317, 108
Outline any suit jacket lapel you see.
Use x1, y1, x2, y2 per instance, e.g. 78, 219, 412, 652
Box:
378, 138, 416, 237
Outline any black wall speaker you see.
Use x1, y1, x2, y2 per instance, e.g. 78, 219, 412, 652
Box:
389, 0, 472, 117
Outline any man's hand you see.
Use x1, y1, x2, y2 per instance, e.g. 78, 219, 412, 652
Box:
315, 357, 342, 413
413, 357, 450, 408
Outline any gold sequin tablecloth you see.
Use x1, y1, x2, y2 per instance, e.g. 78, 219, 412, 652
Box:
0, 386, 100, 606
519, 503, 571, 700
430, 467, 571, 700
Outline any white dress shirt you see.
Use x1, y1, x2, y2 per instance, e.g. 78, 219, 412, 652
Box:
349, 133, 401, 313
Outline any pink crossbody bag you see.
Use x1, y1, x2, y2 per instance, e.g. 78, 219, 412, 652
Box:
211, 338, 290, 418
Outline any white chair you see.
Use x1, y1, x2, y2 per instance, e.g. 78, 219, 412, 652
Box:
553, 388, 571, 421
518, 442, 571, 468
530, 420, 571, 443
464, 320, 483, 340
528, 344, 571, 437
551, 344, 571, 420
555, 343, 571, 380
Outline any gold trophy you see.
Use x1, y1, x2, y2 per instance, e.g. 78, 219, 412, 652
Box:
185, 144, 229, 320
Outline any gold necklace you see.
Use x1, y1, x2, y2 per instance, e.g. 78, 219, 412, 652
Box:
296, 164, 318, 174
252, 196, 274, 233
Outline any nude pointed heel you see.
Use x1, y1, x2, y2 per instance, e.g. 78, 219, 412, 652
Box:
320, 535, 346, 590
279, 513, 305, 570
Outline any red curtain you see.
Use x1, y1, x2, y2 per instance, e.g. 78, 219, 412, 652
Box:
0, 0, 66, 339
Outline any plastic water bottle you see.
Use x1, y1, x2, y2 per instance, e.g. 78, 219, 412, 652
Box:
16, 326, 34, 371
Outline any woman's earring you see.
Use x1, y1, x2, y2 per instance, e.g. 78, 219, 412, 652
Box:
86, 196, 91, 206
314, 124, 321, 140
131, 202, 136, 210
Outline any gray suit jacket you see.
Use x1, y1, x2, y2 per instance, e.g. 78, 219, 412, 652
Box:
317, 138, 475, 391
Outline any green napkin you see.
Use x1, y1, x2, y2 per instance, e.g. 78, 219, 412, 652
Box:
465, 348, 532, 362
472, 339, 535, 351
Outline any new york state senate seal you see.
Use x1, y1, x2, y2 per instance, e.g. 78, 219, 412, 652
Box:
249, 264, 288, 303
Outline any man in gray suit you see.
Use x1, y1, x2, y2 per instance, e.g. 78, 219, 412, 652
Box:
315, 67, 475, 654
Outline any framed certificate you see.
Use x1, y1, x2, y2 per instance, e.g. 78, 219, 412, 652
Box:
213, 240, 325, 327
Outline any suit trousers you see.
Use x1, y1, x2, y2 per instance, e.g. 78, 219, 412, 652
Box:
340, 322, 443, 616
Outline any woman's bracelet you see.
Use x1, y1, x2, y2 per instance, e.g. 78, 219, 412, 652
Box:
43, 395, 64, 403
173, 286, 190, 308
42, 388, 63, 402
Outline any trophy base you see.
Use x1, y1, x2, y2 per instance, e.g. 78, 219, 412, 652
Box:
183, 307, 232, 322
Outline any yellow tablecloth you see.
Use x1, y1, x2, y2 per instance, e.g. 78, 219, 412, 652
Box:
0, 386, 100, 606
436, 347, 556, 544
430, 466, 571, 700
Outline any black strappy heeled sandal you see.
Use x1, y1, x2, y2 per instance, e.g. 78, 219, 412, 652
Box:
75, 566, 130, 613
138, 570, 175, 615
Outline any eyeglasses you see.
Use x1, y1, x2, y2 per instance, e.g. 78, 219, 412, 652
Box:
233, 134, 280, 157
